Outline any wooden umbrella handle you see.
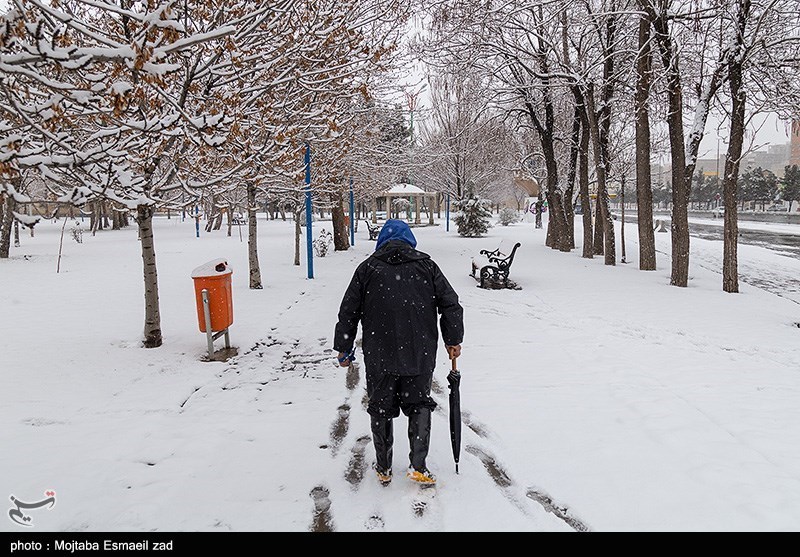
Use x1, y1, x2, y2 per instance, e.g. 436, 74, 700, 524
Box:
448, 347, 458, 371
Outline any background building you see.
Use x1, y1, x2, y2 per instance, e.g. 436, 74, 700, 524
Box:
791, 120, 800, 167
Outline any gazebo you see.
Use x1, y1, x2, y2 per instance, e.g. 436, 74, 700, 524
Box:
373, 184, 437, 225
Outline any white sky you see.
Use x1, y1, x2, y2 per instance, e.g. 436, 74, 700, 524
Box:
697, 112, 793, 158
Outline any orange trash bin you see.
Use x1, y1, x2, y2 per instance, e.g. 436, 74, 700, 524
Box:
192, 258, 234, 333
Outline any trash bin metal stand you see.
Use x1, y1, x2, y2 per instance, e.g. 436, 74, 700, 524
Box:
201, 289, 214, 359
201, 288, 232, 359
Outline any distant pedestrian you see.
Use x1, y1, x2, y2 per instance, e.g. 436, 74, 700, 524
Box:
334, 219, 464, 485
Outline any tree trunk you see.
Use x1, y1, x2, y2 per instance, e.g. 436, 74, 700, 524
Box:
593, 187, 604, 255
639, 0, 708, 287
544, 159, 570, 251
331, 193, 349, 251
13, 217, 20, 248
247, 184, 263, 289
101, 201, 110, 230
722, 0, 750, 294
642, 0, 689, 286
227, 203, 233, 237
136, 205, 162, 348
545, 205, 553, 246
112, 206, 121, 230
620, 174, 627, 263
535, 196, 543, 229
90, 202, 99, 236
591, 10, 618, 266
585, 85, 614, 264
635, 13, 656, 270
565, 104, 580, 250
533, 121, 569, 251
577, 100, 593, 258
294, 209, 302, 266
669, 125, 690, 285
517, 44, 569, 251
0, 194, 15, 258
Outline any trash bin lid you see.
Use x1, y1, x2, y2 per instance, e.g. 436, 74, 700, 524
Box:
191, 258, 233, 278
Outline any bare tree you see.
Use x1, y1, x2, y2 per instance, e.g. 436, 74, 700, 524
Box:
718, 0, 800, 292
634, 11, 657, 270
1, 0, 411, 346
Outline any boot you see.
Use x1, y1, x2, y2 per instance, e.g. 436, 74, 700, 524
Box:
371, 416, 393, 484
407, 408, 435, 484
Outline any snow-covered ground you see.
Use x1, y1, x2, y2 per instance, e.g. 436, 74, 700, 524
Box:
3, 214, 800, 532
688, 216, 800, 236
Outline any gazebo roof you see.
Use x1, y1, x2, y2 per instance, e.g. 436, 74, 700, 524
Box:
383, 184, 430, 196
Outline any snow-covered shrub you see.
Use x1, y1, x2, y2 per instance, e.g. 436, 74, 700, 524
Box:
498, 208, 521, 226
71, 222, 83, 244
314, 229, 333, 257
454, 194, 492, 237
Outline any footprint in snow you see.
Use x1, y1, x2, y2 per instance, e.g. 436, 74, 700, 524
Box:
329, 403, 350, 456
344, 436, 371, 489
309, 486, 335, 532
364, 515, 384, 530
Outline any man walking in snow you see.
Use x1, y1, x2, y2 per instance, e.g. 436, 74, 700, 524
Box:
334, 219, 463, 486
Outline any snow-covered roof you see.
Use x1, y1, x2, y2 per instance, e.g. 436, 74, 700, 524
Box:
383, 184, 430, 196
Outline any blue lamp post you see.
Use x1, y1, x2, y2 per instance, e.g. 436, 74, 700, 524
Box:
446, 193, 450, 232
305, 144, 314, 279
349, 177, 355, 247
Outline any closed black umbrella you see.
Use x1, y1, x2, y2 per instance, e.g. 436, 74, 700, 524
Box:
447, 353, 461, 474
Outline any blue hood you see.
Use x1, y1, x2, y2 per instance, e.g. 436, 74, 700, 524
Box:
375, 219, 417, 251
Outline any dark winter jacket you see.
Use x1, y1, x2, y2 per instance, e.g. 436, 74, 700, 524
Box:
334, 225, 464, 377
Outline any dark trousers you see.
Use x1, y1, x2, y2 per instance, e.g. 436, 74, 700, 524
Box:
366, 372, 436, 418
367, 372, 436, 472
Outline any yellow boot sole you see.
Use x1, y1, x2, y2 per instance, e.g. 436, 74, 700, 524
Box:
407, 469, 436, 485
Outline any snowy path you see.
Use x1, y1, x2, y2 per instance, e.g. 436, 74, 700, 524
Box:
178, 280, 576, 532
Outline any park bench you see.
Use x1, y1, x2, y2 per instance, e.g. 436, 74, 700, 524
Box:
364, 220, 380, 241
470, 242, 522, 290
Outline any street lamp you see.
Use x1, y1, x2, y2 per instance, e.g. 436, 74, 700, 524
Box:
305, 143, 313, 279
